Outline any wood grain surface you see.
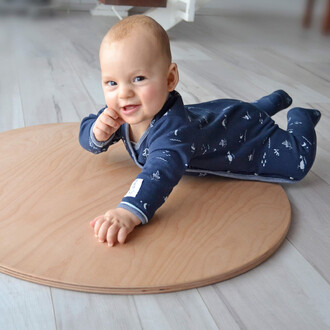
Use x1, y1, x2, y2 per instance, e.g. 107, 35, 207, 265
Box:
0, 123, 291, 294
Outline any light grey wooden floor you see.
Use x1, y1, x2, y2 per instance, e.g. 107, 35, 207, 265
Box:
0, 10, 330, 330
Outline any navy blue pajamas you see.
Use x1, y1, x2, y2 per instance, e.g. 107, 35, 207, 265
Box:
79, 90, 320, 224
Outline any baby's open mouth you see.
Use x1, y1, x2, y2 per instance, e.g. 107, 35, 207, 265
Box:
121, 105, 140, 114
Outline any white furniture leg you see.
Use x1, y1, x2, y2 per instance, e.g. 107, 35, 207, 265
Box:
90, 4, 132, 17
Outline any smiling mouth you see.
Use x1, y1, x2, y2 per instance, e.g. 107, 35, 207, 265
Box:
121, 105, 140, 115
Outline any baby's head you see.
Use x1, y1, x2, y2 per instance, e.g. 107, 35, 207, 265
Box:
99, 15, 179, 133
102, 14, 172, 65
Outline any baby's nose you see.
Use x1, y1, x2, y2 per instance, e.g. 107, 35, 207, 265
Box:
119, 84, 134, 99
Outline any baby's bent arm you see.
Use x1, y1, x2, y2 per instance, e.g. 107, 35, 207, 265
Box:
90, 207, 141, 246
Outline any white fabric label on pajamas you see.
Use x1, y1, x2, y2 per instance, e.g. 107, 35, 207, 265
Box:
124, 179, 143, 198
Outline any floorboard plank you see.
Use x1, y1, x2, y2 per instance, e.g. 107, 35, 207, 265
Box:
284, 172, 330, 283
199, 240, 330, 329
133, 289, 219, 330
51, 288, 142, 330
0, 274, 56, 330
0, 20, 25, 133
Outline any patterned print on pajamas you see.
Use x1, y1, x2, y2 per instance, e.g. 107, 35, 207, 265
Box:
79, 90, 320, 223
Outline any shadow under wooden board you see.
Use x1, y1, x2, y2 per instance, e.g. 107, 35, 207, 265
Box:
0, 123, 291, 294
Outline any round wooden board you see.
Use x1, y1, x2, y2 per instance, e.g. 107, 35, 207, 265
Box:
0, 123, 291, 294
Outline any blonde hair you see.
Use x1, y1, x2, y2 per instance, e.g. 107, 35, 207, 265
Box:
102, 15, 172, 64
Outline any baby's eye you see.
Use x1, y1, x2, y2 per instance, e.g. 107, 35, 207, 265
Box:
107, 81, 117, 86
133, 76, 145, 82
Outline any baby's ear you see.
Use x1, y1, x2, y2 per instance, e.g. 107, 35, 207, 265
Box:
167, 63, 179, 92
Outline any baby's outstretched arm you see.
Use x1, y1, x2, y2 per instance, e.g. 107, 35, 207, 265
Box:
90, 208, 142, 246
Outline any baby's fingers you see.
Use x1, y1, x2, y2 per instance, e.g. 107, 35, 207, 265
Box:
99, 115, 120, 131
98, 220, 112, 242
117, 227, 129, 244
104, 108, 119, 119
90, 217, 101, 228
106, 223, 120, 247
103, 109, 124, 127
117, 117, 125, 126
93, 216, 106, 236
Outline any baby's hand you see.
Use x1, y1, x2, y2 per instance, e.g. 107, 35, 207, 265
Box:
90, 208, 142, 247
93, 108, 125, 142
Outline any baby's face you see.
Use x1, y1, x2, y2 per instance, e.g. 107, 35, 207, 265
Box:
100, 29, 175, 134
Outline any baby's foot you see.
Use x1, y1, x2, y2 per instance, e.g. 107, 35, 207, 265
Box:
288, 107, 321, 127
253, 89, 293, 116
309, 109, 321, 126
271, 90, 293, 110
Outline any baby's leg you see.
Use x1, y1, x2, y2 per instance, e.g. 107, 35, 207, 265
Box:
252, 90, 292, 117
258, 107, 321, 182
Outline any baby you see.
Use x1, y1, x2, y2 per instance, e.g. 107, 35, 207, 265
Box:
79, 15, 321, 247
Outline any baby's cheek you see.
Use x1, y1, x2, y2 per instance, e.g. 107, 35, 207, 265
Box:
105, 95, 113, 108
143, 86, 167, 110
141, 86, 155, 101
104, 92, 116, 109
